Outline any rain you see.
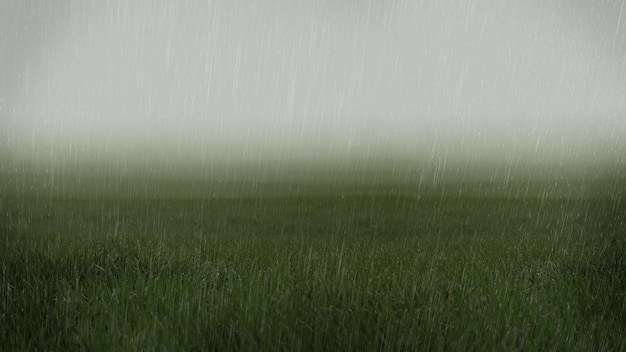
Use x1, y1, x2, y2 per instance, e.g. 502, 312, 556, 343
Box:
1, 1, 625, 350
2, 0, 625, 169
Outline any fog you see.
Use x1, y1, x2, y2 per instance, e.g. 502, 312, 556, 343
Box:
2, 0, 626, 169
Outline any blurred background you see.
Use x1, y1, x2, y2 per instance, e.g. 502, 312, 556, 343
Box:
1, 0, 625, 181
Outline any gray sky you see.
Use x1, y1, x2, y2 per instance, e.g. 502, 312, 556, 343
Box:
2, 0, 626, 164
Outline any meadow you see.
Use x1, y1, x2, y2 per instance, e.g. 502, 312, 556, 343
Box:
1, 170, 625, 350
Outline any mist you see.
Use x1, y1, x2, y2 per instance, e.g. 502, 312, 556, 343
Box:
2, 0, 626, 172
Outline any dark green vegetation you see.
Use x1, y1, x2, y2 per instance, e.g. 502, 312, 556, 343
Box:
1, 175, 625, 350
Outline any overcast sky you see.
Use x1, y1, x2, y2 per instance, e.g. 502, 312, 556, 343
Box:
2, 0, 626, 164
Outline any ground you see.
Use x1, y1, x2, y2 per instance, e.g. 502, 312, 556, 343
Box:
1, 171, 625, 350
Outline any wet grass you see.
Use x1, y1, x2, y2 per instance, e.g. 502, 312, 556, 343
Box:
1, 191, 625, 350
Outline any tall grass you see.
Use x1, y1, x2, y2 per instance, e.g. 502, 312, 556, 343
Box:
1, 194, 624, 350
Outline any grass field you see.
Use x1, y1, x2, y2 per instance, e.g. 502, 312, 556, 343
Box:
1, 170, 625, 350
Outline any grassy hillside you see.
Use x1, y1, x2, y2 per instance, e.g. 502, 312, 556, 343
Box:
1, 182, 625, 350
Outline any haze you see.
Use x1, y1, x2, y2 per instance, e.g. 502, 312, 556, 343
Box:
2, 0, 626, 168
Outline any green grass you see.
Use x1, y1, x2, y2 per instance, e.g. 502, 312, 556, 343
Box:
1, 191, 625, 350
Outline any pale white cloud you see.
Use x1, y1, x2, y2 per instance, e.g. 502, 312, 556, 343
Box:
3, 0, 626, 162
